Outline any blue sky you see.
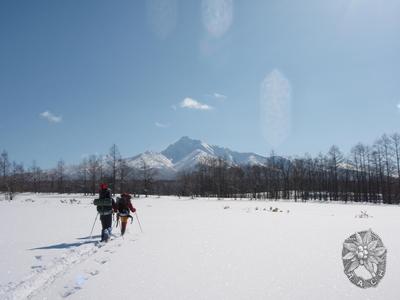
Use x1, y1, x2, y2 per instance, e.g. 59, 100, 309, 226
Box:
1, 0, 399, 168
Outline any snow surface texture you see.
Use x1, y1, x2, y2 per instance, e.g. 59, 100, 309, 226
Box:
0, 193, 399, 299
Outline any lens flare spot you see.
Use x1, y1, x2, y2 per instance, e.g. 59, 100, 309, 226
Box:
202, 0, 233, 38
260, 69, 292, 147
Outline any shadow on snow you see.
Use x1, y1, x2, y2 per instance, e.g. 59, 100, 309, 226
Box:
29, 236, 100, 250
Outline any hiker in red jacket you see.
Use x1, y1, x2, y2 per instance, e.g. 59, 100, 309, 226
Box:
115, 193, 136, 236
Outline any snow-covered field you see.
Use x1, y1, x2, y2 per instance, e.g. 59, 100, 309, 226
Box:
0, 193, 399, 300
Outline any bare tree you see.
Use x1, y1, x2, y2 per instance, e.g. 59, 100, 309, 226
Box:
78, 158, 89, 195
327, 145, 344, 201
87, 155, 101, 195
376, 135, 394, 203
117, 158, 132, 194
107, 144, 121, 193
8, 161, 25, 199
30, 161, 42, 193
140, 158, 156, 197
391, 133, 400, 201
0, 150, 10, 192
56, 159, 66, 193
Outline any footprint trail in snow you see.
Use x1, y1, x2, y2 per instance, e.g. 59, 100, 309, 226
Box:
0, 236, 127, 300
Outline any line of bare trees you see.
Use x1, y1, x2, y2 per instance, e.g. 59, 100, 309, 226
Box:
177, 133, 400, 204
0, 145, 158, 198
2, 133, 400, 204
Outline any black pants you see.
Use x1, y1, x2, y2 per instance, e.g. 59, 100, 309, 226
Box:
100, 214, 112, 241
100, 214, 112, 229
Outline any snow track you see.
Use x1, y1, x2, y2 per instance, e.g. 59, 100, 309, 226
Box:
2, 194, 400, 299
0, 239, 120, 300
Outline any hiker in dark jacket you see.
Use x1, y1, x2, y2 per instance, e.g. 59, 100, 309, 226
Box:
95, 183, 117, 242
115, 193, 136, 236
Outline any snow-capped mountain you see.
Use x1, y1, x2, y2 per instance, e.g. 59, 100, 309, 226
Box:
173, 149, 215, 172
126, 151, 174, 169
125, 151, 176, 179
162, 136, 267, 166
126, 137, 269, 179
161, 136, 216, 163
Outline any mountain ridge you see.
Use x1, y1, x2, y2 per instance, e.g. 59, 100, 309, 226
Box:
127, 136, 269, 179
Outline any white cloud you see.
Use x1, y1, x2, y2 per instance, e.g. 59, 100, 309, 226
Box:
260, 69, 292, 147
397, 103, 400, 110
40, 110, 62, 123
205, 92, 227, 100
155, 122, 170, 128
180, 97, 213, 110
213, 92, 227, 100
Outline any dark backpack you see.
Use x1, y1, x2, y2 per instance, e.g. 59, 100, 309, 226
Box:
94, 188, 113, 215
117, 197, 130, 214
99, 188, 111, 199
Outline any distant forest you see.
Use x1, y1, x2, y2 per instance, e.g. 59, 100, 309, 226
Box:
2, 133, 400, 204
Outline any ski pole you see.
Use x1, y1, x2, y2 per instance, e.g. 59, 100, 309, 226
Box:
89, 213, 99, 238
135, 212, 143, 233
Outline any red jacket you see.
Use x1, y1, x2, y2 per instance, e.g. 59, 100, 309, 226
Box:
127, 201, 136, 213
114, 197, 136, 213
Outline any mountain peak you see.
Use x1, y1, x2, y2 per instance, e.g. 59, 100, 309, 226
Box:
161, 136, 213, 163
175, 136, 203, 146
178, 136, 192, 142
124, 136, 272, 179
